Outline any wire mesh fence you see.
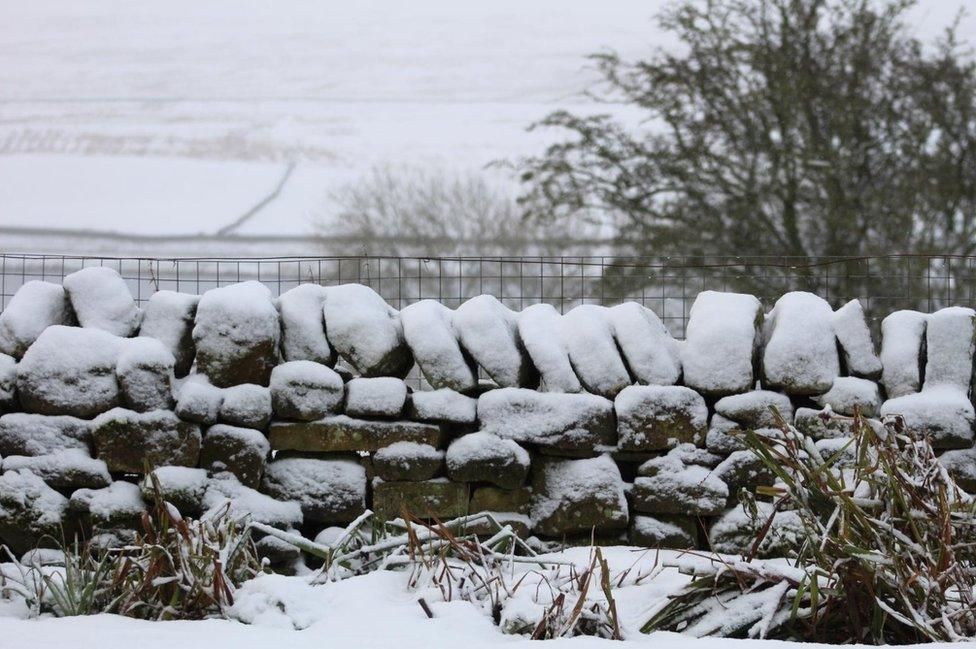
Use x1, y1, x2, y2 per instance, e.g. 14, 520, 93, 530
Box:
2, 253, 974, 337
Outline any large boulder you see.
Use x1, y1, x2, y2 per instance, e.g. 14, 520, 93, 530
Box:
91, 408, 202, 473
615, 385, 707, 451
560, 305, 631, 398
261, 457, 366, 524
407, 389, 477, 425
880, 310, 928, 398
681, 291, 762, 396
200, 424, 270, 489
0, 281, 71, 359
632, 457, 728, 516
372, 442, 444, 482
219, 383, 272, 430
345, 377, 407, 418
530, 455, 628, 537
2, 449, 111, 490
0, 413, 91, 456
477, 388, 616, 454
269, 360, 344, 421
608, 303, 681, 386
454, 295, 533, 388
445, 432, 530, 489
517, 303, 582, 393
813, 377, 881, 417
372, 478, 469, 521
193, 281, 280, 388
138, 290, 199, 377
323, 283, 412, 378
763, 292, 839, 395
269, 415, 443, 453
17, 325, 123, 417
116, 337, 175, 412
62, 266, 142, 337
831, 299, 882, 379
276, 284, 335, 366
400, 300, 477, 392
0, 469, 69, 555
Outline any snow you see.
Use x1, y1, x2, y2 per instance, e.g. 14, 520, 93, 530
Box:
477, 387, 615, 450
261, 457, 367, 524
608, 302, 681, 386
61, 266, 142, 337
276, 284, 334, 366
453, 295, 531, 389
0, 413, 91, 457
202, 472, 302, 529
516, 303, 581, 394
0, 355, 15, 410
219, 384, 272, 430
69, 480, 145, 524
269, 360, 344, 421
344, 377, 408, 419
681, 291, 761, 396
116, 337, 176, 412
880, 310, 928, 398
560, 305, 631, 398
830, 299, 882, 378
762, 292, 839, 395
400, 300, 476, 392
813, 377, 881, 417
138, 290, 200, 377
322, 284, 411, 378
713, 391, 793, 428
0, 281, 70, 359
407, 389, 477, 424
922, 306, 976, 391
175, 377, 224, 425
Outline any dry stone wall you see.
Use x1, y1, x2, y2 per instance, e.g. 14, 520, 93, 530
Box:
0, 268, 975, 569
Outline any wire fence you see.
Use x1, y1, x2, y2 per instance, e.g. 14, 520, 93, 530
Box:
1, 253, 974, 337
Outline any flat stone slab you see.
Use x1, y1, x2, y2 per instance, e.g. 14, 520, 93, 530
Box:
269, 415, 443, 453
372, 478, 469, 521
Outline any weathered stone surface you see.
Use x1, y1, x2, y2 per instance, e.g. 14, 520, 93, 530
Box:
0, 413, 91, 456
175, 379, 223, 425
261, 457, 366, 524
91, 408, 202, 473
16, 325, 123, 418
813, 377, 881, 417
667, 443, 724, 468
269, 415, 443, 453
705, 414, 785, 455
939, 447, 976, 492
138, 290, 200, 377
193, 281, 280, 388
708, 502, 805, 558
407, 388, 477, 424
0, 469, 69, 555
0, 353, 16, 411
2, 449, 111, 490
794, 407, 883, 439
219, 383, 272, 430
69, 480, 146, 529
200, 424, 270, 489
0, 281, 70, 359
345, 377, 407, 418
881, 389, 975, 450
372, 441, 444, 482
63, 266, 142, 337
681, 291, 762, 397
714, 390, 793, 428
323, 283, 412, 378
116, 337, 175, 412
530, 455, 628, 537
763, 292, 840, 395
372, 478, 469, 521
141, 466, 210, 515
277, 284, 335, 366
478, 388, 615, 454
615, 385, 707, 451
629, 514, 697, 549
269, 360, 343, 421
400, 300, 477, 392
632, 458, 728, 516
713, 450, 775, 492
446, 432, 530, 489
469, 485, 531, 515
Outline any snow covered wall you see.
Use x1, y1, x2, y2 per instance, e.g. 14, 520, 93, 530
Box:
0, 269, 974, 566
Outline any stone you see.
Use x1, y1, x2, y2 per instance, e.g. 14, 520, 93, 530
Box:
0, 281, 71, 359
0, 469, 69, 555
2, 449, 111, 490
255, 531, 303, 565
202, 472, 302, 529
477, 388, 616, 454
323, 283, 412, 378
763, 292, 840, 395
269, 415, 443, 453
16, 325, 123, 418
372, 442, 444, 482
91, 408, 202, 473
831, 299, 882, 379
629, 515, 697, 549
116, 337, 176, 412
880, 310, 927, 399
69, 480, 146, 530
62, 266, 142, 337
559, 304, 631, 398
277, 284, 335, 366
138, 290, 200, 377
200, 424, 270, 489
708, 502, 806, 558
681, 291, 762, 396
0, 413, 91, 457
400, 300, 477, 392
793, 407, 884, 440
192, 281, 280, 388
615, 385, 707, 451
713, 450, 775, 492
608, 302, 681, 386
407, 389, 477, 425
0, 354, 16, 411
530, 455, 628, 537
813, 377, 881, 417
175, 379, 223, 425
714, 390, 794, 428
880, 388, 975, 450
141, 466, 210, 515
517, 303, 582, 394
632, 460, 728, 516
454, 294, 534, 388
445, 432, 530, 489
923, 307, 976, 391
705, 414, 786, 455
372, 478, 469, 521
666, 443, 724, 468
261, 457, 367, 524
219, 383, 272, 430
939, 448, 976, 492
344, 377, 407, 418
469, 485, 532, 515
269, 360, 344, 421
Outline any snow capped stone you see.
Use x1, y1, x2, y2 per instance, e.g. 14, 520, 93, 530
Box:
62, 266, 142, 337
939, 447, 976, 492
831, 299, 882, 378
629, 514, 697, 549
345, 377, 407, 418
477, 387, 615, 453
0, 413, 90, 456
665, 442, 724, 468
91, 408, 202, 473
615, 385, 707, 451
714, 390, 793, 428
923, 306, 976, 392
269, 360, 343, 421
262, 457, 367, 524
323, 283, 412, 378
0, 353, 15, 411
0, 281, 70, 359
372, 441, 444, 482
202, 472, 302, 529
277, 284, 335, 366
0, 469, 68, 555
708, 501, 805, 558
454, 295, 532, 388
407, 388, 477, 424
681, 291, 762, 396
400, 300, 477, 392
269, 415, 442, 453
713, 449, 775, 492
763, 292, 839, 395
446, 432, 530, 489
219, 383, 272, 430
608, 302, 681, 386
881, 386, 975, 450
174, 376, 223, 424
138, 290, 199, 377
69, 480, 146, 529
16, 325, 123, 417
880, 310, 928, 398
793, 407, 883, 439
516, 303, 582, 393
116, 336, 175, 412
530, 455, 628, 536
193, 281, 280, 388
813, 377, 881, 417
2, 448, 111, 490
141, 466, 210, 514
632, 462, 728, 516
200, 423, 270, 489
560, 304, 631, 398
